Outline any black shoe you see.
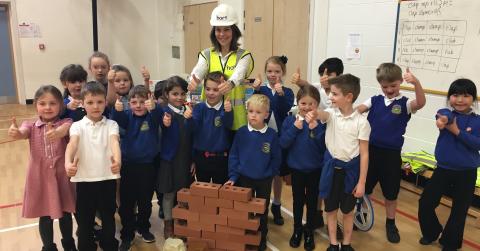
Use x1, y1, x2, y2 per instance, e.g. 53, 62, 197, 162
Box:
340, 244, 355, 251
336, 224, 343, 240
61, 238, 77, 251
441, 247, 457, 251
158, 207, 164, 219
326, 244, 340, 251
93, 222, 102, 242
419, 237, 434, 245
136, 230, 156, 243
303, 229, 315, 251
270, 203, 284, 225
258, 237, 267, 251
119, 240, 133, 251
313, 210, 325, 229
41, 243, 58, 251
386, 223, 400, 243
289, 226, 303, 248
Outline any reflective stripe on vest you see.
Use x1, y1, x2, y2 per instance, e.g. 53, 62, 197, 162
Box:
199, 47, 253, 130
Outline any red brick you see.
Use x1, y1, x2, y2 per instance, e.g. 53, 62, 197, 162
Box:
219, 185, 252, 202
233, 198, 266, 214
177, 188, 191, 203
187, 240, 209, 251
205, 197, 234, 209
202, 231, 229, 241
188, 237, 215, 249
216, 239, 245, 251
228, 231, 261, 245
215, 225, 245, 236
188, 195, 205, 209
174, 222, 201, 238
245, 245, 258, 251
200, 213, 227, 225
219, 208, 250, 220
190, 182, 221, 198
200, 221, 215, 232
211, 249, 227, 251
172, 205, 200, 221
227, 217, 260, 231
186, 220, 202, 231
190, 203, 218, 214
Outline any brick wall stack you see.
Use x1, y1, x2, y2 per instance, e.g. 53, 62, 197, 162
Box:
172, 182, 266, 251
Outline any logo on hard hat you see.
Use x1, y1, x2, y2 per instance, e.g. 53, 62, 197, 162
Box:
217, 15, 227, 21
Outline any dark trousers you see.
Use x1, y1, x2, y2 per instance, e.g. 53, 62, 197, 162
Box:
194, 151, 229, 184
39, 213, 73, 248
76, 180, 118, 251
418, 167, 477, 249
119, 163, 156, 241
237, 175, 273, 239
291, 168, 321, 229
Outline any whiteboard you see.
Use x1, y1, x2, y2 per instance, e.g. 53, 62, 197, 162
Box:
394, 0, 480, 95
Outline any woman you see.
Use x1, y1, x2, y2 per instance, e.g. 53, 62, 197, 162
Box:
188, 3, 254, 131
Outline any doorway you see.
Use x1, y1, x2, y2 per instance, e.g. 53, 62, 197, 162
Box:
0, 4, 17, 104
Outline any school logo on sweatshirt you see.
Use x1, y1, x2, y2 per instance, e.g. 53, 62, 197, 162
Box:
391, 104, 402, 115
140, 121, 150, 131
214, 116, 222, 127
309, 130, 315, 139
262, 143, 271, 154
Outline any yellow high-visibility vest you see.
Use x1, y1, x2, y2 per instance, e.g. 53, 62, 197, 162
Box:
199, 47, 254, 130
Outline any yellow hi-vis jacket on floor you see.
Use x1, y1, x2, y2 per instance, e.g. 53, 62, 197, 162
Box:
199, 47, 254, 130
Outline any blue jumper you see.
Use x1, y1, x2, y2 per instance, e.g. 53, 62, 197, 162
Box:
319, 151, 360, 198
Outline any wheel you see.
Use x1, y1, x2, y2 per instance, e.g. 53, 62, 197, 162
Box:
353, 195, 374, 231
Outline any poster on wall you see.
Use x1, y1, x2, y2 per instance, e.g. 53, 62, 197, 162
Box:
346, 33, 361, 59
18, 22, 41, 38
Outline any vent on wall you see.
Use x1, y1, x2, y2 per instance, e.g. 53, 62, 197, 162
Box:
172, 46, 180, 59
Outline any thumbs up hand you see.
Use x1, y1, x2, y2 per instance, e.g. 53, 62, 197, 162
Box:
107, 67, 116, 84
110, 156, 121, 174
403, 67, 419, 86
294, 116, 303, 129
320, 68, 330, 89
8, 117, 21, 138
218, 76, 233, 95
67, 99, 81, 111
145, 93, 155, 112
436, 113, 449, 130
188, 74, 200, 92
252, 73, 262, 90
308, 119, 318, 129
184, 103, 193, 119
163, 112, 172, 127
291, 67, 301, 86
45, 122, 60, 141
141, 65, 150, 82
66, 157, 79, 177
224, 96, 232, 112
274, 77, 284, 96
115, 95, 124, 112
305, 110, 317, 124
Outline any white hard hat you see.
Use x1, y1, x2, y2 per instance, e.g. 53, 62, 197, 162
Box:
210, 4, 237, 26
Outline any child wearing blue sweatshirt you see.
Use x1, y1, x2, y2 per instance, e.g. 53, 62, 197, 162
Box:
315, 74, 370, 251
192, 72, 233, 184
356, 63, 426, 243
279, 85, 326, 250
110, 85, 165, 249
252, 55, 294, 226
225, 94, 281, 251
418, 79, 480, 251
156, 76, 195, 239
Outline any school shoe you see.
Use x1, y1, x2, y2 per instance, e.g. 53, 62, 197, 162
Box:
386, 223, 400, 243
313, 210, 325, 229
61, 238, 77, 251
419, 237, 434, 245
441, 247, 457, 251
326, 244, 340, 251
270, 203, 285, 225
289, 226, 303, 248
41, 243, 58, 251
303, 228, 315, 251
258, 236, 267, 251
136, 230, 156, 243
340, 244, 355, 251
119, 239, 133, 251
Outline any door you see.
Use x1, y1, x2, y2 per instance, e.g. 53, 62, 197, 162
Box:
0, 4, 17, 104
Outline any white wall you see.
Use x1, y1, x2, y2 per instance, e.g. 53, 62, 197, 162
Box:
320, 0, 443, 153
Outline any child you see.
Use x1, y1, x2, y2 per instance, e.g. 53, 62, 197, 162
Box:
225, 94, 282, 251
8, 85, 76, 251
156, 76, 195, 239
291, 57, 344, 110
65, 82, 121, 251
191, 71, 233, 184
279, 85, 326, 250
356, 63, 426, 243
106, 64, 134, 107
418, 79, 479, 251
111, 85, 164, 249
252, 55, 294, 226
88, 51, 117, 110
315, 74, 370, 251
153, 80, 167, 219
61, 64, 88, 121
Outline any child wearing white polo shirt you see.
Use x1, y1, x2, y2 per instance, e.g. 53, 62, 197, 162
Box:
65, 82, 121, 251
311, 74, 370, 251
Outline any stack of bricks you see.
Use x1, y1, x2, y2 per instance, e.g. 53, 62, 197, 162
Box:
172, 181, 266, 251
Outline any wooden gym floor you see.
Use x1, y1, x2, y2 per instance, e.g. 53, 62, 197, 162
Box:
0, 104, 479, 251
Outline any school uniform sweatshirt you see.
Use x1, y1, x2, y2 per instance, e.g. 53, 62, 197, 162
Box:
192, 101, 233, 152
279, 116, 326, 171
110, 104, 163, 164
435, 108, 480, 170
255, 85, 294, 132
228, 125, 281, 182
